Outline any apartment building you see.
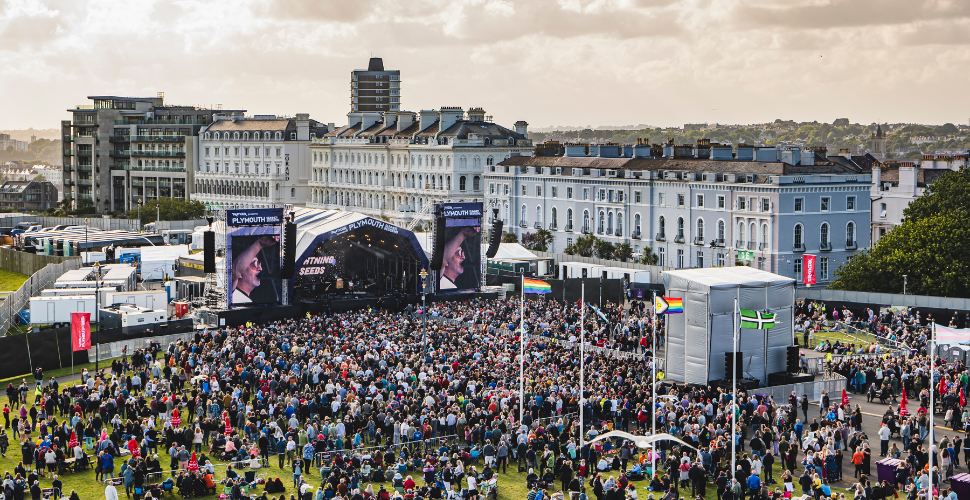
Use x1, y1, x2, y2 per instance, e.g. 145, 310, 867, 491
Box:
61, 94, 244, 213
351, 58, 400, 113
192, 113, 329, 209
0, 180, 58, 211
307, 107, 533, 226
485, 141, 872, 285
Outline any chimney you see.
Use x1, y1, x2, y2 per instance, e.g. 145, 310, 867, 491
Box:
514, 120, 529, 136
358, 112, 381, 132
839, 148, 851, 159
899, 164, 918, 194
466, 107, 486, 122
419, 109, 440, 133
296, 113, 310, 141
396, 112, 415, 133
438, 107, 463, 133
382, 112, 397, 128
871, 165, 881, 198
327, 122, 335, 132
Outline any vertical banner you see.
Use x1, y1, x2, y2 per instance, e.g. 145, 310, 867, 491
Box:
226, 208, 284, 309
803, 254, 817, 285
71, 312, 91, 351
433, 202, 483, 293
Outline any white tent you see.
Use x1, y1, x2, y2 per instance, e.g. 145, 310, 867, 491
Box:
141, 245, 189, 281
662, 267, 795, 386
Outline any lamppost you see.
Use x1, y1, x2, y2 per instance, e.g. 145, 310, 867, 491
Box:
419, 268, 428, 360
93, 262, 102, 372
137, 200, 143, 232
84, 218, 89, 265
903, 275, 908, 295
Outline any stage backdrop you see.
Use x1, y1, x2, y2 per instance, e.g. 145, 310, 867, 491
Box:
226, 208, 284, 310
434, 202, 483, 294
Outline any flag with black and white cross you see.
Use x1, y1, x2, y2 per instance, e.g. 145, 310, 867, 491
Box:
739, 308, 776, 329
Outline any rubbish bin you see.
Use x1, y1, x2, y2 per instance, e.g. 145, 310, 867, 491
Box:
876, 457, 903, 486
949, 473, 970, 500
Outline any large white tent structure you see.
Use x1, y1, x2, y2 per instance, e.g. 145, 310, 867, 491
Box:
662, 267, 795, 386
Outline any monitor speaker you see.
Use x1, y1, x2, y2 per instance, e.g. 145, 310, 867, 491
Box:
282, 221, 296, 279
203, 231, 215, 273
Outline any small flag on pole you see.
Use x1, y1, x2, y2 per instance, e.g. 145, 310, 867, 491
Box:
523, 278, 551, 294
739, 309, 776, 329
655, 296, 683, 314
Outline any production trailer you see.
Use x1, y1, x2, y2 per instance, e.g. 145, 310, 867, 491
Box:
98, 305, 167, 329
105, 290, 167, 310
29, 295, 97, 326
40, 287, 116, 304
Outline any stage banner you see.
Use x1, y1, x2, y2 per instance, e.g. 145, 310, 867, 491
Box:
71, 312, 91, 351
803, 254, 817, 285
434, 202, 483, 294
226, 208, 284, 309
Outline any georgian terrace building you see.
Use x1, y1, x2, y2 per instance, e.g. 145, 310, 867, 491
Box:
485, 141, 872, 285
307, 107, 533, 226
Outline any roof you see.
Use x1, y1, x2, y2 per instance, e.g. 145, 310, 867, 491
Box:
880, 166, 953, 186
438, 121, 526, 140
290, 208, 429, 270
87, 96, 156, 102
205, 119, 292, 132
497, 155, 857, 175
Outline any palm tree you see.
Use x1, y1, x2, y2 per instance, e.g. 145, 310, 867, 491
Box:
614, 243, 634, 262
566, 234, 598, 257
639, 246, 660, 265
595, 240, 615, 260
502, 232, 519, 243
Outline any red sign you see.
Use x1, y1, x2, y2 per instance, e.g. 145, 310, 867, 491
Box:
71, 312, 91, 351
802, 254, 817, 285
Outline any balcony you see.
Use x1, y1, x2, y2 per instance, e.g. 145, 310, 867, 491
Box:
694, 237, 705, 246
130, 150, 186, 158
534, 222, 543, 229
548, 223, 557, 231
793, 243, 806, 252
820, 241, 832, 251
713, 239, 725, 247
110, 150, 131, 157
674, 235, 685, 244
655, 233, 666, 242
759, 242, 769, 251
129, 135, 185, 142
109, 135, 131, 143
565, 224, 573, 232
747, 241, 756, 250
63, 179, 74, 187
77, 165, 93, 171
519, 220, 527, 228
114, 118, 208, 125
735, 240, 745, 248
615, 230, 622, 237
582, 227, 590, 234
77, 179, 93, 186
632, 230, 641, 240
846, 240, 857, 250
125, 165, 186, 172
597, 226, 605, 235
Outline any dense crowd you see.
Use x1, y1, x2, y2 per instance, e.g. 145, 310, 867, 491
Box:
0, 298, 966, 500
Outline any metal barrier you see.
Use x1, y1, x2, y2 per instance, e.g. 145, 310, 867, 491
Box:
804, 348, 909, 377
0, 259, 82, 336
314, 434, 461, 465
87, 331, 197, 361
136, 457, 269, 487
752, 374, 848, 404
518, 330, 645, 360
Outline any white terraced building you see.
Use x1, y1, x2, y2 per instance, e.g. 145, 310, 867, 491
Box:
307, 107, 533, 227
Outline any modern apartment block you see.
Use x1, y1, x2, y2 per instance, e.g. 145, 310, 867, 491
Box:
0, 134, 29, 151
61, 94, 244, 213
0, 180, 58, 212
351, 58, 400, 113
191, 113, 329, 209
307, 107, 533, 226
485, 140, 872, 285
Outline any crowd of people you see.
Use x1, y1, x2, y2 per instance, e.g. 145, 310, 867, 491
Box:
0, 298, 965, 500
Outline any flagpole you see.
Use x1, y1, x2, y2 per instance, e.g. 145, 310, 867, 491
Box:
651, 291, 658, 479
732, 296, 738, 479
519, 273, 525, 426
580, 282, 585, 449
929, 322, 935, 489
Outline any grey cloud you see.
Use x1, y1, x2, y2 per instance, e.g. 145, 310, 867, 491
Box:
734, 0, 970, 30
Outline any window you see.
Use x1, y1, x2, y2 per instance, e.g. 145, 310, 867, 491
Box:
697, 251, 704, 268
820, 257, 829, 280
607, 212, 613, 235
567, 187, 573, 199
738, 197, 746, 210
659, 193, 666, 206
794, 198, 804, 212
794, 259, 802, 282
761, 198, 770, 212
696, 218, 704, 239
696, 194, 704, 208
677, 249, 684, 269
291, 188, 296, 198
551, 187, 557, 198
583, 188, 589, 200
536, 206, 542, 225
634, 214, 641, 236
635, 191, 641, 203
659, 216, 666, 238
521, 204, 527, 224
847, 221, 856, 244
204, 147, 209, 156
490, 183, 495, 194
737, 221, 745, 244
677, 217, 684, 238
536, 186, 541, 197
616, 212, 623, 235
821, 197, 830, 212
583, 210, 590, 233
658, 247, 666, 267
717, 253, 725, 267
847, 196, 856, 211
244, 147, 249, 156
718, 220, 725, 242
717, 195, 725, 209
761, 224, 768, 249
598, 211, 605, 234
566, 209, 573, 229
794, 223, 803, 247
677, 194, 685, 207
880, 203, 887, 218
599, 189, 606, 201
820, 222, 829, 245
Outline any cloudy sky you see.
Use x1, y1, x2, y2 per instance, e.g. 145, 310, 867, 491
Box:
3, 0, 970, 130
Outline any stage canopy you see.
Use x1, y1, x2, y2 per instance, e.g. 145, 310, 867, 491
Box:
291, 208, 430, 297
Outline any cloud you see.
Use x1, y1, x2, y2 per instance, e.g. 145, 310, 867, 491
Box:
0, 0, 969, 129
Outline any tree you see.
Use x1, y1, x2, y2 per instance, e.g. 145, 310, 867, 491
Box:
502, 232, 519, 243
565, 234, 598, 257
638, 246, 660, 265
903, 168, 970, 223
833, 118, 850, 127
614, 243, 634, 262
32, 174, 46, 182
127, 198, 205, 224
412, 223, 425, 232
829, 214, 970, 297
521, 228, 553, 252
595, 239, 615, 260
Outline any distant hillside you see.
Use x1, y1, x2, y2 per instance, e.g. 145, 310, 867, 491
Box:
0, 139, 61, 166
0, 129, 59, 141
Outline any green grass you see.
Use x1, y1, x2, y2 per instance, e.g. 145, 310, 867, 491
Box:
0, 269, 28, 292
0, 355, 124, 387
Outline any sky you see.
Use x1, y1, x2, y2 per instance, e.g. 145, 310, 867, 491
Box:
3, 0, 970, 131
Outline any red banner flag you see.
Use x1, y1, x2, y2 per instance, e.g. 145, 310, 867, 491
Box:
961, 387, 966, 407
802, 255, 817, 285
841, 389, 849, 406
71, 312, 91, 351
939, 377, 948, 395
900, 389, 909, 416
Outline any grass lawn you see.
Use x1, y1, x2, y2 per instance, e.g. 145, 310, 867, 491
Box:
0, 269, 28, 292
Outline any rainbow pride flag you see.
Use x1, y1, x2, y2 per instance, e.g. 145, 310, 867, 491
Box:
523, 278, 552, 294
655, 296, 684, 314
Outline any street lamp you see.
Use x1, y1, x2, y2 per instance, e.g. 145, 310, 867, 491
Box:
84, 218, 89, 265
93, 262, 102, 373
419, 269, 428, 360
137, 200, 143, 233
903, 275, 907, 295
